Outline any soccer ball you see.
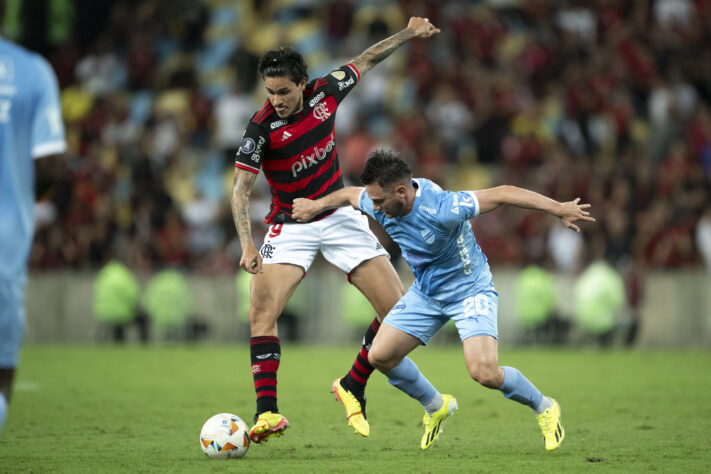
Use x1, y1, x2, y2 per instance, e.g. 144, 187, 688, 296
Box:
199, 413, 250, 459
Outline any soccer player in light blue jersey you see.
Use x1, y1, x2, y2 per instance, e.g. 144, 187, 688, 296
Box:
293, 150, 594, 450
0, 34, 66, 435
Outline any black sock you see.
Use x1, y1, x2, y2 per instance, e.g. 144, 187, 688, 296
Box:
250, 336, 280, 417
342, 317, 380, 397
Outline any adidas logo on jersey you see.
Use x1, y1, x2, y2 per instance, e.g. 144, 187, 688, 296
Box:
281, 130, 292, 141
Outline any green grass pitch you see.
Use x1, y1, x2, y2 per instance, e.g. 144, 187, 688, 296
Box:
1, 345, 709, 473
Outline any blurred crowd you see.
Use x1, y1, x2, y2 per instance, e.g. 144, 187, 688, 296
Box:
7, 0, 711, 276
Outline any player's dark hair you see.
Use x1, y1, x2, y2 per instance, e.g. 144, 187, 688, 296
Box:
258, 46, 308, 84
360, 149, 412, 188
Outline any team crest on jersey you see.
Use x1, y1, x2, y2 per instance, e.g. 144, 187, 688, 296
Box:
313, 102, 331, 122
330, 70, 346, 80
420, 229, 436, 244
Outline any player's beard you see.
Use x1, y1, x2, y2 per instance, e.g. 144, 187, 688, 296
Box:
385, 200, 405, 218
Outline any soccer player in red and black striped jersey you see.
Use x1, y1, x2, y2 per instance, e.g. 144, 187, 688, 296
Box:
231, 17, 440, 443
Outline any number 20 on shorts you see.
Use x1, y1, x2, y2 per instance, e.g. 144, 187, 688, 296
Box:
462, 294, 491, 317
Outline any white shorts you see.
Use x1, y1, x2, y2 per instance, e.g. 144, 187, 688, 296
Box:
259, 207, 388, 273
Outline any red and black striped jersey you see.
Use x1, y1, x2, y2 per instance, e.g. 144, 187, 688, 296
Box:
235, 63, 361, 224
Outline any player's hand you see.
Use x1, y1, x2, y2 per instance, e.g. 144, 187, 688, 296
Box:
407, 17, 440, 38
558, 198, 595, 232
292, 198, 319, 222
239, 244, 262, 274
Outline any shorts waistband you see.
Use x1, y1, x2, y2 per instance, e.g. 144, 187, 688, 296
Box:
266, 208, 337, 224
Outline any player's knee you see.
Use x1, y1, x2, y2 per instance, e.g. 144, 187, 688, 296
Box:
367, 348, 384, 369
248, 306, 278, 336
468, 362, 501, 389
367, 346, 395, 372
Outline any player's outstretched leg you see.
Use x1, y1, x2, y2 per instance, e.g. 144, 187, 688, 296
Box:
498, 366, 565, 450
421, 394, 458, 450
332, 317, 381, 437
249, 411, 290, 443
332, 377, 369, 437
536, 397, 565, 451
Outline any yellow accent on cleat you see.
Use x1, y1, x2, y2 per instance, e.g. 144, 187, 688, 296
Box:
332, 378, 369, 437
421, 394, 457, 450
249, 411, 289, 444
537, 398, 565, 451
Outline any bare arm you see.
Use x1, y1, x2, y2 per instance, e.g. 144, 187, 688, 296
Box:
474, 185, 595, 232
231, 168, 262, 273
292, 187, 363, 222
349, 17, 440, 77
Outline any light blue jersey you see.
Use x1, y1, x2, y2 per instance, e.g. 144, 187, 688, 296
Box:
359, 178, 494, 300
359, 178, 499, 344
0, 38, 66, 281
359, 178, 549, 422
0, 38, 65, 368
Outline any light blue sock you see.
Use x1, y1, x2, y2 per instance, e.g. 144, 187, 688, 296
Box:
499, 366, 543, 411
0, 393, 7, 435
385, 357, 440, 410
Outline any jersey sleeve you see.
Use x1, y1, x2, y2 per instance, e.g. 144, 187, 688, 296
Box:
358, 188, 380, 221
437, 190, 480, 229
31, 57, 66, 159
234, 120, 269, 174
321, 64, 360, 104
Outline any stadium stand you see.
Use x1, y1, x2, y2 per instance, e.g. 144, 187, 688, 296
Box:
6, 1, 711, 347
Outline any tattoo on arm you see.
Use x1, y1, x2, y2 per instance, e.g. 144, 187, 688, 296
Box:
350, 29, 415, 76
231, 170, 258, 245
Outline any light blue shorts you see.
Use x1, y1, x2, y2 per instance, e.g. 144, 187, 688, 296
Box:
0, 278, 27, 368
383, 286, 499, 345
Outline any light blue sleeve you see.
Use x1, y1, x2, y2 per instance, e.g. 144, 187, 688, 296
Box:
358, 188, 377, 220
30, 57, 66, 158
437, 190, 480, 229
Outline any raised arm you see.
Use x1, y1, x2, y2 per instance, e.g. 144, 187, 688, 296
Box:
474, 185, 595, 232
349, 17, 440, 77
292, 187, 363, 222
231, 168, 262, 273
